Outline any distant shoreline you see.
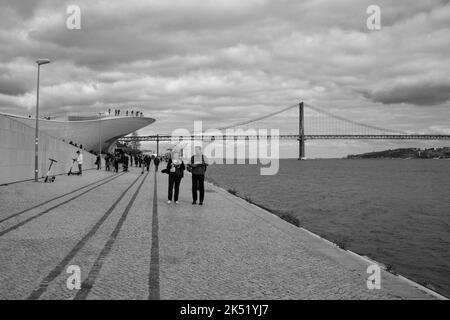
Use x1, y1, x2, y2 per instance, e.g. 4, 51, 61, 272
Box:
347, 147, 450, 159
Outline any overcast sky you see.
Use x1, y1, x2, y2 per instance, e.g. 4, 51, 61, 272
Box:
0, 0, 449, 157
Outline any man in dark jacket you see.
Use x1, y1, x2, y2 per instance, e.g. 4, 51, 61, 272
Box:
153, 156, 160, 171
165, 152, 185, 204
113, 154, 119, 173
144, 155, 152, 172
122, 154, 129, 172
189, 146, 208, 205
96, 154, 101, 170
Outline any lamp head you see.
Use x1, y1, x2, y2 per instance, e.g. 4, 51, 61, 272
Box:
36, 59, 51, 65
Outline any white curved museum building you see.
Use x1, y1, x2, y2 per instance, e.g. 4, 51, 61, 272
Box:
0, 113, 155, 153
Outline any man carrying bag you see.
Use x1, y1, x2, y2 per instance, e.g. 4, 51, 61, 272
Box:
188, 146, 208, 205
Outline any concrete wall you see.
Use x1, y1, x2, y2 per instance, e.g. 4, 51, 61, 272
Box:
0, 114, 96, 185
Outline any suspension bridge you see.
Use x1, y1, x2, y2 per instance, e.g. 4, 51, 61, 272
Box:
118, 102, 450, 159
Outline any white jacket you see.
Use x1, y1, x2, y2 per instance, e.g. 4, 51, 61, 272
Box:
76, 153, 83, 165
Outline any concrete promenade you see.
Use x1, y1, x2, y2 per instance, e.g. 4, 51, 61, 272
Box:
0, 166, 444, 300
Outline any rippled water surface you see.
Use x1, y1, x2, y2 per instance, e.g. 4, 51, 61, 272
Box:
206, 159, 450, 297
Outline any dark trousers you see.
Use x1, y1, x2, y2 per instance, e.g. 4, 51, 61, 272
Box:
78, 164, 82, 175
192, 174, 204, 203
168, 175, 181, 201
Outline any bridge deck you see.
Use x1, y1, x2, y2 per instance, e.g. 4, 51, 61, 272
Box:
119, 134, 450, 142
0, 166, 444, 299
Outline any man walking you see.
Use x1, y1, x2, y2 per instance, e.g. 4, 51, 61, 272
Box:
105, 154, 111, 171
144, 154, 152, 172
189, 146, 208, 205
114, 154, 119, 173
76, 150, 83, 176
153, 155, 160, 171
96, 153, 101, 170
122, 153, 129, 172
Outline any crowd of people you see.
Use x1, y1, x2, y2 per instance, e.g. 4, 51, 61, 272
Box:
101, 152, 161, 173
71, 146, 209, 205
108, 108, 144, 117
27, 109, 144, 119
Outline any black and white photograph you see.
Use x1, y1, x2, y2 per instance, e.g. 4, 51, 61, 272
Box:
0, 0, 449, 310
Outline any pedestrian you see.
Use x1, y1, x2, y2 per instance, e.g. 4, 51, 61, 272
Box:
122, 153, 129, 172
114, 154, 119, 173
105, 154, 111, 171
76, 150, 83, 176
144, 154, 151, 172
96, 153, 101, 170
165, 151, 185, 204
153, 155, 160, 171
188, 146, 208, 205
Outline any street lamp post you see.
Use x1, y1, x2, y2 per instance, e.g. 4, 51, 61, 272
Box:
34, 59, 51, 182
98, 112, 102, 169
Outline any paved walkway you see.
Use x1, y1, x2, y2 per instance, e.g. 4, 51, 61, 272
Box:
0, 166, 444, 299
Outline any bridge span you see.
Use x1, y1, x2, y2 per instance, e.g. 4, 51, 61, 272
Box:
119, 134, 450, 142
118, 102, 450, 158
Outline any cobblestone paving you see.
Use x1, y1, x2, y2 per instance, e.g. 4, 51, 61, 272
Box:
0, 167, 441, 299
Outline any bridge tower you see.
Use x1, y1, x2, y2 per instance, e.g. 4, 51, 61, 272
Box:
298, 102, 305, 160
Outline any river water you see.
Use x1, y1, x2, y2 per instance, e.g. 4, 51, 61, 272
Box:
206, 159, 450, 297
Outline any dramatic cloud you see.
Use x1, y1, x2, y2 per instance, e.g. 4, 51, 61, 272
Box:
363, 81, 450, 106
0, 0, 449, 157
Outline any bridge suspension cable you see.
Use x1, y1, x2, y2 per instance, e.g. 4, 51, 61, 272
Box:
217, 104, 298, 130
215, 101, 406, 135
304, 103, 407, 135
